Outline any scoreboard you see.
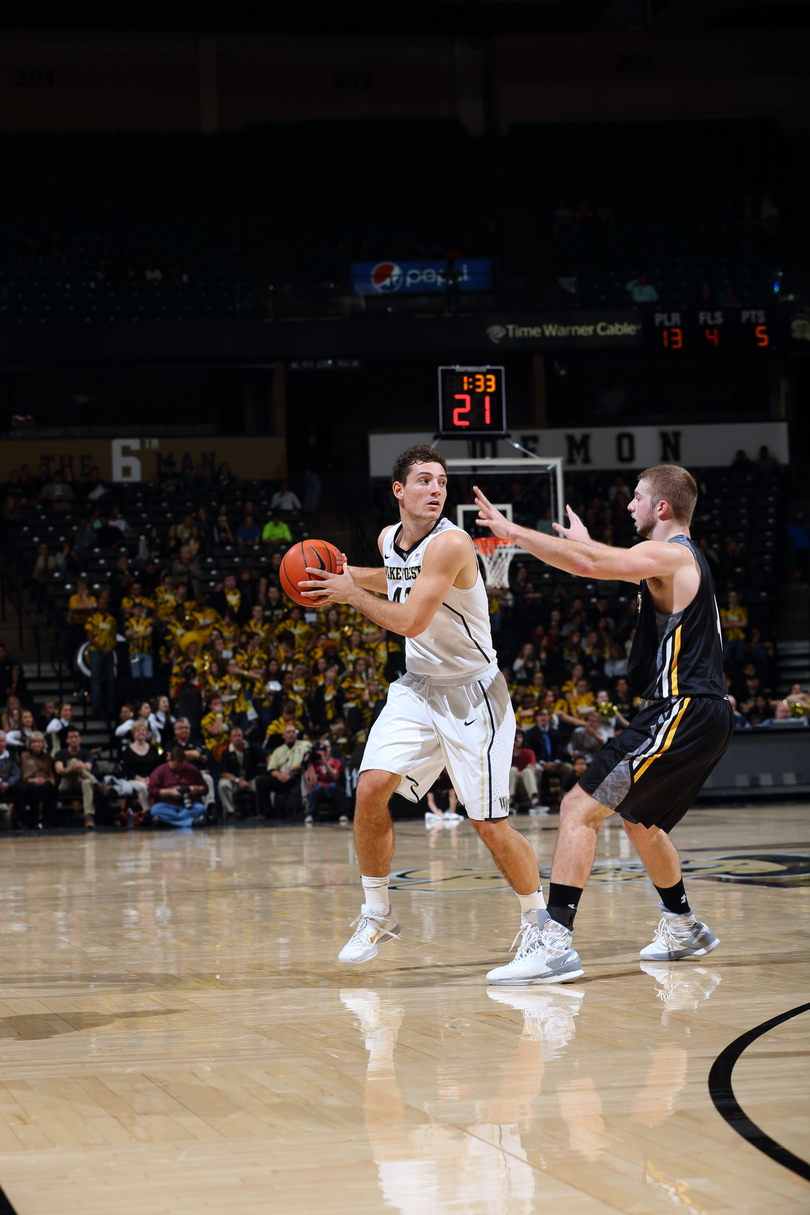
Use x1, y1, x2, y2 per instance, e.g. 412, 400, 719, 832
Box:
649, 308, 775, 352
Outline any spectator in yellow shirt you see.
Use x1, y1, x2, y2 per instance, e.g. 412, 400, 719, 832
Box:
720, 590, 748, 666
124, 602, 155, 680
153, 574, 179, 621
191, 600, 220, 645
245, 603, 273, 647
339, 629, 368, 671
120, 581, 155, 616
68, 578, 97, 627
286, 606, 313, 651
201, 695, 230, 758
85, 592, 117, 719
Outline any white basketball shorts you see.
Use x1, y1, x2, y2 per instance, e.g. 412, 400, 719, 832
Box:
359, 667, 515, 820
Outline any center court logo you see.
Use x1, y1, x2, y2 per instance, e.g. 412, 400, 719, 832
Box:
486, 324, 507, 343
389, 853, 810, 892
371, 262, 404, 293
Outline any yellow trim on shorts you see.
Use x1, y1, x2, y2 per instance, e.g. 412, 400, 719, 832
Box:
633, 696, 691, 782
670, 625, 682, 696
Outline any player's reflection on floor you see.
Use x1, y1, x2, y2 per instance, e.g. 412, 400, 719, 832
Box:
486, 986, 584, 1059
640, 962, 722, 1026
341, 986, 582, 1215
341, 964, 724, 1211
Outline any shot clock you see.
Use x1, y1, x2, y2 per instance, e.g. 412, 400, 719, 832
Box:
437, 365, 507, 436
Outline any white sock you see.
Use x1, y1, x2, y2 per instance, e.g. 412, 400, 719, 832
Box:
517, 886, 546, 916
361, 875, 390, 914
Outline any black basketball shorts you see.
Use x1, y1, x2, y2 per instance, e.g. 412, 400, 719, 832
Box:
579, 695, 734, 832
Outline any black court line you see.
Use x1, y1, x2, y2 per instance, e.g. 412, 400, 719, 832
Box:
0, 1185, 17, 1214
708, 1001, 810, 1183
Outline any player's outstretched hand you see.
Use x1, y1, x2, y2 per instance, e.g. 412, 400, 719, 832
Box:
473, 485, 514, 540
552, 505, 592, 544
300, 561, 357, 605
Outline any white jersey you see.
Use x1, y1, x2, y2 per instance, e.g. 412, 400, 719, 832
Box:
382, 517, 496, 683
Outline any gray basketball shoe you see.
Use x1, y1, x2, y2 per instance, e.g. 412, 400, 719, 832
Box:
639, 904, 719, 962
486, 915, 584, 985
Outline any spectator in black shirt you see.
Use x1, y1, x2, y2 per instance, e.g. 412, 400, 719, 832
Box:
218, 725, 261, 819
54, 727, 105, 828
612, 677, 636, 723
211, 573, 251, 625
562, 755, 589, 794
95, 512, 124, 550
119, 719, 162, 815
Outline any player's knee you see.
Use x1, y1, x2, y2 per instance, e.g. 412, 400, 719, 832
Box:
560, 788, 610, 830
470, 817, 506, 847
355, 769, 399, 811
559, 789, 582, 825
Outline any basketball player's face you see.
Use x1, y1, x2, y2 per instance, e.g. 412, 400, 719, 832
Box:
629, 480, 656, 538
396, 462, 447, 522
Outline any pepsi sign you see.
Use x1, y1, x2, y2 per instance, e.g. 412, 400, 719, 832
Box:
351, 259, 493, 296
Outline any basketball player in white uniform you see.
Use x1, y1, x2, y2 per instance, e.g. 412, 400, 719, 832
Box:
299, 445, 546, 969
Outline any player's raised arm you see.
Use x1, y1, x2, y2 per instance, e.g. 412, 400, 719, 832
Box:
300, 529, 471, 638
473, 485, 689, 584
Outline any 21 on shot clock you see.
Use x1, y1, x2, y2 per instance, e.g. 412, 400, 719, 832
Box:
437, 365, 507, 437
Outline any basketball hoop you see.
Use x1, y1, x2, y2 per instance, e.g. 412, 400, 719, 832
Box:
473, 537, 520, 589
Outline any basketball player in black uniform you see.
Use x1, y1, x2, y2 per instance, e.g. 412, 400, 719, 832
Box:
474, 465, 733, 984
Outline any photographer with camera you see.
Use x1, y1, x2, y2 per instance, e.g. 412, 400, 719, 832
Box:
147, 746, 207, 828
304, 737, 346, 825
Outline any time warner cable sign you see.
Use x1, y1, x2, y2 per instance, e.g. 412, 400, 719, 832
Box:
351, 259, 492, 296
484, 313, 642, 348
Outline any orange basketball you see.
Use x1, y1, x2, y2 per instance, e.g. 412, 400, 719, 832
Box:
279, 539, 343, 607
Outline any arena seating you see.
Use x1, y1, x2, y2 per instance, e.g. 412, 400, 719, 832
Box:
0, 120, 795, 321
0, 132, 256, 321
237, 119, 488, 276
510, 119, 782, 308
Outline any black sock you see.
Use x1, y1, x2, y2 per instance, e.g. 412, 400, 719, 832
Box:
655, 879, 691, 916
547, 883, 583, 930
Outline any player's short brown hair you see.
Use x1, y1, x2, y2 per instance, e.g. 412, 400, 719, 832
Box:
638, 464, 698, 525
392, 444, 446, 486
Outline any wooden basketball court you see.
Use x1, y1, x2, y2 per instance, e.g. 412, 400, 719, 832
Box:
0, 806, 807, 1213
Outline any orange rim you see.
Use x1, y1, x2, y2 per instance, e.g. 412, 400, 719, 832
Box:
472, 537, 516, 555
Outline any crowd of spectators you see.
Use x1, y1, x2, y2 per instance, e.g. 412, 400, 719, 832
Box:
0, 452, 803, 831
0, 459, 404, 828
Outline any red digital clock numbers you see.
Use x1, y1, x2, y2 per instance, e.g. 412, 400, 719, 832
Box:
653, 310, 775, 352
438, 365, 506, 437
453, 393, 492, 426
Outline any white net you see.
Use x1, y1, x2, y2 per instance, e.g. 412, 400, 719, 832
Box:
474, 540, 520, 590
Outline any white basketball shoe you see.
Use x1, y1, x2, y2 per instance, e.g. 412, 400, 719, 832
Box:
486, 913, 583, 985
338, 905, 401, 964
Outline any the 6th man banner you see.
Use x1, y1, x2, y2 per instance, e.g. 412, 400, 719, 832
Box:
0, 436, 286, 484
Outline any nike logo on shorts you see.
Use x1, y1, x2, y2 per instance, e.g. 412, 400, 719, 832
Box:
464, 719, 475, 726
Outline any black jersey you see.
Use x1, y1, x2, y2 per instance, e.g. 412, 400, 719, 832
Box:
627, 535, 726, 701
